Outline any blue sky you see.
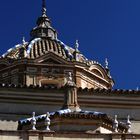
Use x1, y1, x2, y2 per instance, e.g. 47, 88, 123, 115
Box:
0, 0, 139, 89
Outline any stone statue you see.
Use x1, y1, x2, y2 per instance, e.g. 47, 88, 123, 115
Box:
66, 72, 75, 86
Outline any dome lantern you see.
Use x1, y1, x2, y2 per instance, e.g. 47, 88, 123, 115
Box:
30, 0, 57, 39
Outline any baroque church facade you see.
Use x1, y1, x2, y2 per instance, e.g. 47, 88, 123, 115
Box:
0, 0, 139, 140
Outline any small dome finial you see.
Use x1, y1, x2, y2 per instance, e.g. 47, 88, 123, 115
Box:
75, 40, 79, 51
22, 37, 26, 45
105, 58, 109, 69
42, 0, 47, 17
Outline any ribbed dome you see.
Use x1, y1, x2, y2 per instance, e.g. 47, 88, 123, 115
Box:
26, 38, 74, 60
0, 0, 88, 63
1, 37, 90, 65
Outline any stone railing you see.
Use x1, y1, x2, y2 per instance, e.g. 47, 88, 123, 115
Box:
0, 130, 139, 140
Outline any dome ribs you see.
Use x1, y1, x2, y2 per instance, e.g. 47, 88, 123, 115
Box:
57, 43, 62, 56
48, 40, 52, 51
31, 44, 35, 59
42, 40, 46, 54
35, 42, 39, 58
38, 40, 43, 56
52, 41, 56, 53
50, 40, 54, 52
44, 40, 47, 52
46, 40, 49, 51
40, 40, 44, 55
53, 41, 58, 54
61, 45, 66, 58
32, 44, 36, 59
22, 38, 75, 60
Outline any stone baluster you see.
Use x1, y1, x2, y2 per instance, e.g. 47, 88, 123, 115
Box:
113, 115, 118, 133
31, 112, 36, 130
126, 115, 132, 133
45, 112, 51, 131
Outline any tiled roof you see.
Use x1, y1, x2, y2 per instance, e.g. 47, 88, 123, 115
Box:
77, 88, 140, 94
18, 109, 128, 133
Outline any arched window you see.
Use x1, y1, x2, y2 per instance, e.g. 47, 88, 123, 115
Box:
91, 69, 104, 78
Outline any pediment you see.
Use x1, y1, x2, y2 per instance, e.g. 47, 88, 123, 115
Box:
41, 58, 62, 64
34, 52, 70, 65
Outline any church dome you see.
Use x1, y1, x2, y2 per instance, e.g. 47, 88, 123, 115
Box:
26, 37, 74, 60
1, 37, 88, 63
1, 37, 75, 60
0, 0, 114, 89
0, 0, 112, 73
1, 0, 89, 64
1, 0, 75, 61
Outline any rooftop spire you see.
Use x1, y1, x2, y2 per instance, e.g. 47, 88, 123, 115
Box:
42, 0, 47, 17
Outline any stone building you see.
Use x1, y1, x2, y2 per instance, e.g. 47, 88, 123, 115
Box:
0, 0, 113, 90
0, 0, 139, 140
